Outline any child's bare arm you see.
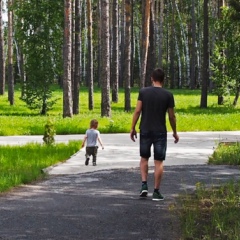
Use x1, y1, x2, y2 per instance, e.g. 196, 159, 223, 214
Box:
98, 136, 104, 149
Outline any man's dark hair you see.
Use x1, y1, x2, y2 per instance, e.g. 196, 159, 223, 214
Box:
151, 68, 165, 83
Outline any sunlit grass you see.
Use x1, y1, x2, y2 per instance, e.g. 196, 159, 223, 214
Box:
178, 142, 240, 239
0, 86, 239, 135
0, 140, 81, 192
179, 181, 240, 240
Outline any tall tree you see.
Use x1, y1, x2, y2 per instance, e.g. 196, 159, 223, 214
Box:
100, 0, 111, 117
111, 0, 119, 103
190, 0, 197, 89
8, 0, 14, 105
119, 0, 125, 88
87, 0, 93, 110
63, 0, 73, 117
146, 1, 156, 87
140, 0, 150, 88
73, 0, 82, 115
200, 0, 209, 108
124, 0, 131, 111
0, 0, 5, 95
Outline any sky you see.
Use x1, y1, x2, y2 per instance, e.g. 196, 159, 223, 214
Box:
2, 0, 7, 22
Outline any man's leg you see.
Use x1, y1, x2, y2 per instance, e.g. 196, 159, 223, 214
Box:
152, 160, 164, 201
140, 157, 148, 181
139, 157, 148, 197
154, 160, 164, 189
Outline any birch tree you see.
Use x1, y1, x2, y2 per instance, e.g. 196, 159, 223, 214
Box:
0, 0, 5, 95
87, 0, 93, 110
63, 0, 73, 117
100, 0, 111, 117
124, 0, 131, 111
8, 0, 14, 105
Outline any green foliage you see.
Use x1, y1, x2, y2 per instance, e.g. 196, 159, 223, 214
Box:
179, 182, 240, 239
211, 6, 240, 103
14, 0, 63, 114
0, 140, 81, 192
209, 142, 240, 165
43, 119, 56, 145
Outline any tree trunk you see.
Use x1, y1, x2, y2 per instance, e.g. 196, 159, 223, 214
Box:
200, 0, 209, 108
8, 0, 14, 105
71, 0, 75, 97
63, 0, 73, 118
100, 0, 111, 117
87, 0, 93, 110
146, 1, 155, 87
0, 0, 5, 95
111, 0, 119, 102
158, 0, 164, 68
97, 0, 101, 87
190, 0, 196, 89
170, 1, 175, 89
233, 86, 240, 106
217, 0, 225, 105
140, 0, 150, 88
124, 0, 131, 112
73, 0, 82, 115
119, 0, 125, 88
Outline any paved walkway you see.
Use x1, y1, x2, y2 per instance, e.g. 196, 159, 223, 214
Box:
0, 132, 240, 239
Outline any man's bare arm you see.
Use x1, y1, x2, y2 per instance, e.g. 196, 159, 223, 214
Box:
168, 108, 179, 143
130, 100, 142, 142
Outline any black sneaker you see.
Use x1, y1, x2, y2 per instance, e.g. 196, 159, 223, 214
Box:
139, 184, 148, 197
85, 158, 90, 166
93, 162, 96, 166
152, 191, 164, 201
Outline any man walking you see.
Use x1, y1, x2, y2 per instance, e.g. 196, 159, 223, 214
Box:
130, 68, 179, 201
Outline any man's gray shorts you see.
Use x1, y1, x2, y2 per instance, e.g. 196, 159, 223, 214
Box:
140, 131, 167, 161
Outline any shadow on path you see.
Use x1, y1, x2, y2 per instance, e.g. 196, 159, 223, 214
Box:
0, 165, 239, 240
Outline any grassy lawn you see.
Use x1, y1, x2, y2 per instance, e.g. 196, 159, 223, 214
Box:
0, 140, 81, 193
0, 87, 239, 135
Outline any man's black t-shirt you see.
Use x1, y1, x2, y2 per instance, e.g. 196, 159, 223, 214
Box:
138, 86, 175, 132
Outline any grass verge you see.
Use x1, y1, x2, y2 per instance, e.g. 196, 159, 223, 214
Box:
0, 140, 81, 192
178, 143, 240, 239
179, 181, 240, 240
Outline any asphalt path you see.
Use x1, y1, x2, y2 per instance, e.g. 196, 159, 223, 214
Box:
0, 132, 240, 239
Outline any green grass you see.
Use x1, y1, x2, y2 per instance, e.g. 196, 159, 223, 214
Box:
0, 140, 81, 192
179, 181, 240, 240
178, 143, 240, 239
209, 142, 240, 165
0, 87, 239, 135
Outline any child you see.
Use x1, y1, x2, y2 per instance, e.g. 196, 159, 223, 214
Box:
81, 119, 104, 166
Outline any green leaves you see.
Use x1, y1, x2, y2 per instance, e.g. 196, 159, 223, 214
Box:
14, 0, 64, 114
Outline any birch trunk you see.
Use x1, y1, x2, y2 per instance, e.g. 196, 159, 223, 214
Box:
63, 0, 73, 117
124, 0, 131, 111
0, 0, 5, 95
100, 0, 111, 117
87, 0, 93, 110
8, 0, 14, 105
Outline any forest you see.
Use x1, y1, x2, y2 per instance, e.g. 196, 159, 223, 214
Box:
0, 0, 240, 117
